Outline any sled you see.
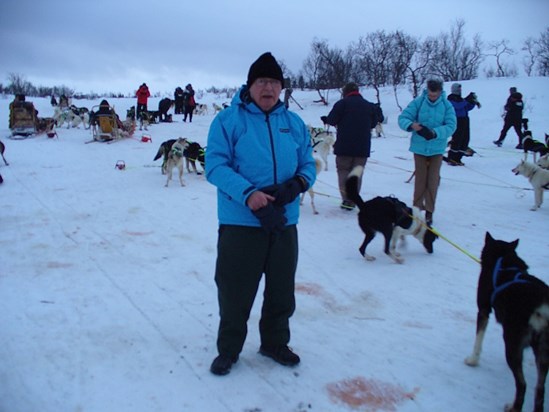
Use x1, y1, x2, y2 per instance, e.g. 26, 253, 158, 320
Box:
89, 104, 134, 143
9, 101, 37, 138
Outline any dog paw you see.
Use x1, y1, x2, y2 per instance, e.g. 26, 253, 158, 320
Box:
464, 356, 479, 367
530, 206, 539, 211
365, 255, 376, 261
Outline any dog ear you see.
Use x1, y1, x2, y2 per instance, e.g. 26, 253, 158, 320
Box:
511, 239, 519, 249
485, 232, 494, 243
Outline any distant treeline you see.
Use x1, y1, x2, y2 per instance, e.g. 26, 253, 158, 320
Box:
291, 22, 549, 106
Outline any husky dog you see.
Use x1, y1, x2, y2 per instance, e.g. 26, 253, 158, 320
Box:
465, 232, 549, 412
308, 126, 335, 171
212, 103, 223, 114
183, 142, 205, 175
139, 110, 159, 131
153, 139, 176, 174
300, 157, 324, 214
164, 138, 189, 187
522, 131, 549, 162
538, 153, 549, 169
0, 139, 9, 166
512, 160, 549, 210
345, 166, 437, 263
194, 103, 208, 115
126, 106, 136, 121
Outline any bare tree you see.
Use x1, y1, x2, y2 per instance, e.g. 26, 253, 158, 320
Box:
487, 39, 515, 77
389, 31, 418, 109
351, 30, 393, 102
7, 73, 33, 95
400, 37, 437, 99
535, 27, 549, 76
428, 19, 484, 81
522, 37, 537, 76
302, 38, 353, 104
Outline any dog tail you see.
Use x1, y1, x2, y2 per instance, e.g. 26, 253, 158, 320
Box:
153, 146, 163, 161
345, 166, 365, 209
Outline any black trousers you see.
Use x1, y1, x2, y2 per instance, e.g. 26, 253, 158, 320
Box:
214, 225, 298, 357
498, 117, 523, 143
183, 105, 195, 122
448, 117, 470, 162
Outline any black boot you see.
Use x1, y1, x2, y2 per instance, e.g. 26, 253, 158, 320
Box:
259, 345, 300, 366
210, 354, 238, 376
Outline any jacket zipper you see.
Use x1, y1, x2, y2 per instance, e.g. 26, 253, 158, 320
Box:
265, 113, 278, 184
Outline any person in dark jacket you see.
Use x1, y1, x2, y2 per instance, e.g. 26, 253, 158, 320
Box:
493, 87, 524, 148
320, 82, 377, 210
205, 52, 316, 376
174, 87, 185, 114
183, 84, 196, 122
446, 83, 480, 166
158, 98, 173, 122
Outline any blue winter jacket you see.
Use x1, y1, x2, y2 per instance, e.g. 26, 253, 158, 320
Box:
447, 93, 475, 118
398, 90, 457, 156
206, 86, 317, 227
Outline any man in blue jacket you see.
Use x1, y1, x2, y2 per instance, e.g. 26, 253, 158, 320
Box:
398, 79, 456, 224
206, 52, 316, 376
321, 82, 377, 210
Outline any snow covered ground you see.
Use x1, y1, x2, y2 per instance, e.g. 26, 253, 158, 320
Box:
1, 77, 548, 412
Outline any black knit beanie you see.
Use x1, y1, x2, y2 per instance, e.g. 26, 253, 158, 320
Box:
247, 52, 284, 87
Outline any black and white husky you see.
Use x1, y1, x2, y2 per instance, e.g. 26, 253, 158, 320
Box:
345, 166, 437, 263
465, 232, 549, 412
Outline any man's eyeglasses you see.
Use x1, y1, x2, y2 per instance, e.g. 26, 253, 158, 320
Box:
255, 78, 281, 87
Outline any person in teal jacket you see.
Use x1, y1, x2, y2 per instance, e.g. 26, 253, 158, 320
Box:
206, 52, 316, 376
398, 79, 456, 224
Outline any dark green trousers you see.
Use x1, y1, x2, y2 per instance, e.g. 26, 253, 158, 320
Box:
214, 224, 298, 357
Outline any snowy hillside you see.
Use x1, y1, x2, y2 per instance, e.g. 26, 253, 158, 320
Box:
1, 77, 548, 412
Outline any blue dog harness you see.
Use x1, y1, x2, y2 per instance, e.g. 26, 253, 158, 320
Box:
490, 257, 530, 307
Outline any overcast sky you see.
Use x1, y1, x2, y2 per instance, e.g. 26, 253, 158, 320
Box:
1, 0, 547, 95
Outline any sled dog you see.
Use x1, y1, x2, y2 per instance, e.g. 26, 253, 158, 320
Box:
345, 166, 437, 263
512, 160, 549, 210
164, 138, 189, 187
300, 157, 324, 214
153, 139, 176, 174
183, 142, 206, 175
522, 131, 549, 162
309, 127, 335, 171
465, 232, 549, 412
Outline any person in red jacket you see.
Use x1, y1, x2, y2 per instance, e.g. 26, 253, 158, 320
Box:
136, 83, 150, 121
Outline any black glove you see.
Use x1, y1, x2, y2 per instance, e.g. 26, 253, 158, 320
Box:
416, 125, 436, 140
253, 203, 287, 234
465, 92, 476, 104
320, 116, 328, 124
263, 176, 306, 206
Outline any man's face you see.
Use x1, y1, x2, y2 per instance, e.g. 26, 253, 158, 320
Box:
249, 78, 282, 111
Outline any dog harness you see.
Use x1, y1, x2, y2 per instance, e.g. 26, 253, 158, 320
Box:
171, 146, 184, 158
490, 257, 530, 307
